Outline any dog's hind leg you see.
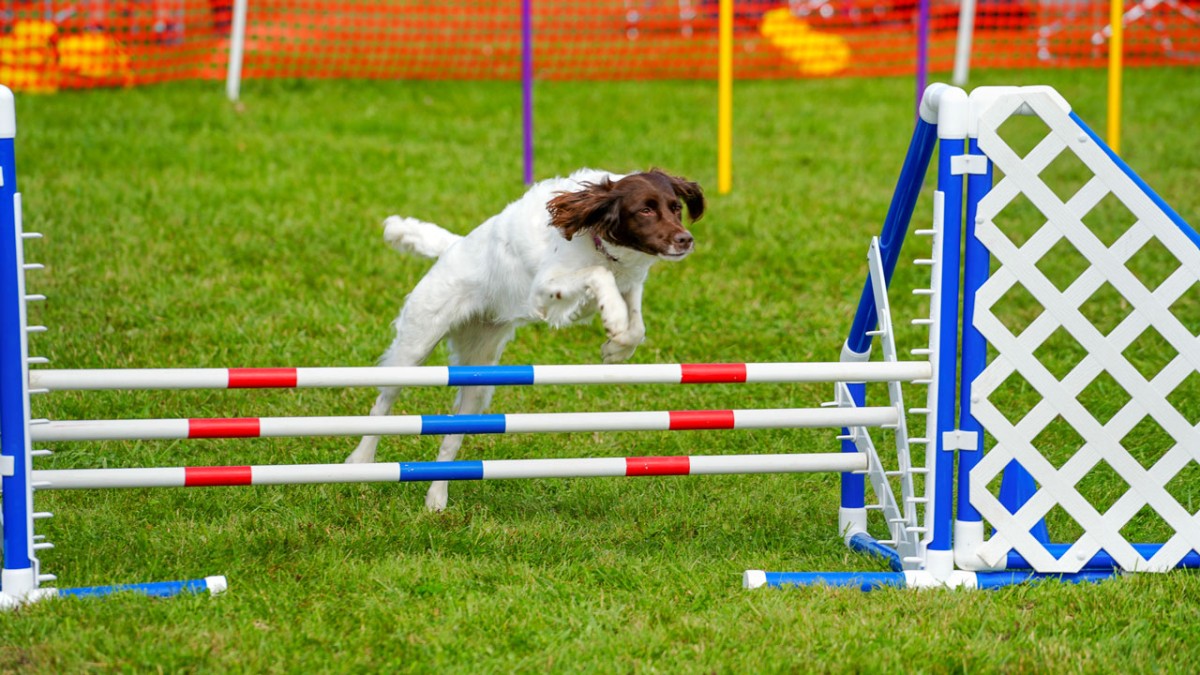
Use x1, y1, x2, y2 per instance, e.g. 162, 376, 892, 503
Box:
424, 321, 515, 512
344, 300, 458, 465
344, 387, 403, 464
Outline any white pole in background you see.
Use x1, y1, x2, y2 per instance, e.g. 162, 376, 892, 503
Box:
225, 0, 249, 102
952, 0, 977, 86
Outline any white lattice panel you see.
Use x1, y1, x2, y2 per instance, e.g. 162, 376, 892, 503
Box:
967, 88, 1200, 573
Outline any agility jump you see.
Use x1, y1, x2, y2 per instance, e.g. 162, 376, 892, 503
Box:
3, 83, 1198, 607
747, 84, 1200, 590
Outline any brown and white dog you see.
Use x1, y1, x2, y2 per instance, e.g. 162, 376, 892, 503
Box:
345, 168, 705, 510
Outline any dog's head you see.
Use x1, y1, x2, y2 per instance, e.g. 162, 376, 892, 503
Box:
547, 169, 704, 260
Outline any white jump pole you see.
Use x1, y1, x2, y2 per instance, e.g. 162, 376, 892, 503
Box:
952, 0, 977, 85
224, 0, 249, 102
34, 452, 869, 490
31, 406, 898, 442
28, 361, 933, 391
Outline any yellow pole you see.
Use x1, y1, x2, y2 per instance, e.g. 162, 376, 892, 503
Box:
718, 0, 733, 194
1107, 0, 1123, 154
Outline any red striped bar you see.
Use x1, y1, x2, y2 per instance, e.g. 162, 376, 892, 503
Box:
28, 362, 933, 392
228, 368, 298, 388
669, 410, 736, 430
34, 407, 896, 442
184, 466, 252, 486
187, 418, 261, 439
33, 453, 870, 490
681, 363, 748, 383
626, 456, 691, 476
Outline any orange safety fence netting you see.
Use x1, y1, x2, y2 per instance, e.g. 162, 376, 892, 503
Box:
0, 0, 1195, 91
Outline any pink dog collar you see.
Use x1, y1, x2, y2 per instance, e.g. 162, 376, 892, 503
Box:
592, 234, 619, 263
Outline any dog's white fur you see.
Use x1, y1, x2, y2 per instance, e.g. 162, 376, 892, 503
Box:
345, 169, 698, 510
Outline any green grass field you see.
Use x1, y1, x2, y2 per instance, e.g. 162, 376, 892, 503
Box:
2, 68, 1200, 672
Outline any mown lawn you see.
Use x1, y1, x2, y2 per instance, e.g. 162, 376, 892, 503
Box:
2, 67, 1199, 672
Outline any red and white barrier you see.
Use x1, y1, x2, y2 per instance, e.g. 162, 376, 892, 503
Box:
31, 406, 898, 442
27, 361, 932, 391
33, 452, 870, 489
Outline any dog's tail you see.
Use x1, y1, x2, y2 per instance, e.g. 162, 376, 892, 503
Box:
382, 216, 463, 259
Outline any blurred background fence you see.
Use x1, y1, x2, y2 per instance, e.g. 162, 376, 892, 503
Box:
0, 0, 1195, 91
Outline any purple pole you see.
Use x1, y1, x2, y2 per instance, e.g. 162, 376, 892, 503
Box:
916, 0, 929, 116
522, 0, 534, 185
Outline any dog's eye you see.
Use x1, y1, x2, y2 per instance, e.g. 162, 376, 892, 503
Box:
639, 207, 654, 215
671, 204, 682, 213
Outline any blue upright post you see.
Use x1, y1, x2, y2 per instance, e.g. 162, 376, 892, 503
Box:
953, 133, 995, 563
837, 381, 868, 534
926, 86, 968, 580
955, 134, 990, 490
957, 137, 990, 521
956, 126, 1051, 562
0, 85, 37, 602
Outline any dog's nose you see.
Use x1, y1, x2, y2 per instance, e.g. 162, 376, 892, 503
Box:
674, 232, 694, 248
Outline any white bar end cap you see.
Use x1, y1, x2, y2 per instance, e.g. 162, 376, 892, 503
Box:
743, 570, 768, 589
205, 575, 229, 595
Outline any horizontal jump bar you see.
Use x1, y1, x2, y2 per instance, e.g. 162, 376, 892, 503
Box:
57, 576, 227, 598
742, 570, 1118, 591
28, 361, 932, 391
31, 407, 898, 442
0, 576, 226, 608
33, 453, 869, 489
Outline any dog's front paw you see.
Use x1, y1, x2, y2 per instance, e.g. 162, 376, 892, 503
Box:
601, 331, 643, 364
535, 290, 572, 327
537, 292, 595, 328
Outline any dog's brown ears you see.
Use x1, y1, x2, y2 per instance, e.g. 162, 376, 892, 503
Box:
548, 171, 706, 240
648, 168, 705, 222
547, 179, 621, 241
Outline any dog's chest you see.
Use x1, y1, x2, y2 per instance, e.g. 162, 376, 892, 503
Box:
609, 264, 647, 293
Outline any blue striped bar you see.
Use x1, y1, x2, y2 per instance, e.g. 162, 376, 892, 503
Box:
931, 131, 966, 558
761, 572, 908, 591
447, 365, 535, 387
58, 578, 216, 599
398, 460, 485, 482
419, 414, 507, 435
